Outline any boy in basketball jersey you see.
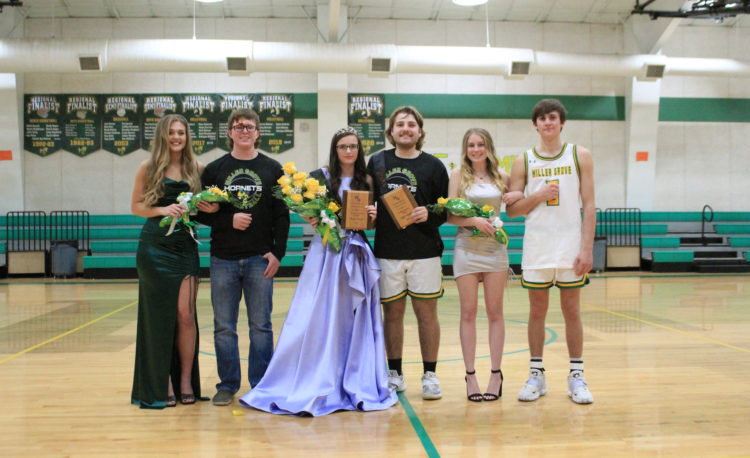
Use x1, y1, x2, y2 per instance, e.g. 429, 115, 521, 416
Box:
505, 99, 596, 404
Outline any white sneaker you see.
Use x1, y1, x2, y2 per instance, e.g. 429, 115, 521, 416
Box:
421, 371, 442, 400
387, 370, 407, 392
568, 371, 594, 404
518, 369, 547, 402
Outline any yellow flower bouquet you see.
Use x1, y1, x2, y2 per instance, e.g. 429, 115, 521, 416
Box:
429, 197, 508, 246
159, 186, 230, 237
274, 162, 344, 252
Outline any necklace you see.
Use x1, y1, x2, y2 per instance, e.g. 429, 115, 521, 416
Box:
475, 174, 489, 182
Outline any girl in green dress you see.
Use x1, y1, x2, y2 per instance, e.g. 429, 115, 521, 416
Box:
130, 114, 216, 408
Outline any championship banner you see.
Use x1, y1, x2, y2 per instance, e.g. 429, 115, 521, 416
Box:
216, 94, 256, 152
102, 94, 142, 156
348, 94, 385, 155
257, 94, 294, 154
141, 94, 179, 151
180, 94, 219, 155
24, 95, 64, 157
62, 95, 101, 157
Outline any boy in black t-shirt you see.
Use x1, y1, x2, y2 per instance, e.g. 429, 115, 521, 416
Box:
367, 106, 449, 400
199, 108, 290, 406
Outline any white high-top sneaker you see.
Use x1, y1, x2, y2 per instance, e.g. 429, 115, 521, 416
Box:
518, 369, 547, 402
567, 370, 594, 404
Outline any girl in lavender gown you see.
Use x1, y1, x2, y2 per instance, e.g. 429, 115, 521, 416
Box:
240, 127, 398, 416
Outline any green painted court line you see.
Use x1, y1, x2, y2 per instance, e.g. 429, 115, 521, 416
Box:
397, 392, 440, 458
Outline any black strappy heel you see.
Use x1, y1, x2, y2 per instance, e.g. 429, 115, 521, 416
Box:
465, 370, 483, 402
483, 369, 503, 401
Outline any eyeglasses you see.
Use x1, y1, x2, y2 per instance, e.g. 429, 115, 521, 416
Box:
336, 144, 359, 152
231, 124, 257, 132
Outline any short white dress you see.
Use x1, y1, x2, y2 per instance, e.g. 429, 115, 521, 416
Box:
452, 183, 509, 278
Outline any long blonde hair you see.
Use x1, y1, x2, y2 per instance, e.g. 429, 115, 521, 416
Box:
142, 114, 201, 206
458, 128, 506, 197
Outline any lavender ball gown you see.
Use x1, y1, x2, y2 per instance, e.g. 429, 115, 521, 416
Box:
240, 176, 397, 416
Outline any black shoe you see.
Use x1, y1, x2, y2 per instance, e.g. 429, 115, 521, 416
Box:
166, 396, 177, 407
465, 370, 483, 402
212, 390, 234, 406
180, 393, 196, 405
483, 369, 503, 402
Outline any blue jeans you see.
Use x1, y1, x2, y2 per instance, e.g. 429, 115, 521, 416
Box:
210, 255, 274, 393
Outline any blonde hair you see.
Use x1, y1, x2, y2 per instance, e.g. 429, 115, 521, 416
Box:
458, 128, 506, 197
142, 114, 201, 206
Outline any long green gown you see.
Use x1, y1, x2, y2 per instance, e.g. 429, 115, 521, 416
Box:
131, 179, 203, 409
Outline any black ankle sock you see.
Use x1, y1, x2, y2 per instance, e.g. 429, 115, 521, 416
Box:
423, 361, 437, 374
388, 359, 403, 375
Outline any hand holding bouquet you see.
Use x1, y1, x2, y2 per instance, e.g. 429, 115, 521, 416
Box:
428, 197, 508, 246
159, 186, 230, 236
274, 162, 344, 252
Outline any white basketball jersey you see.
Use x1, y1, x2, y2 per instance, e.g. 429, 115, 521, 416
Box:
521, 143, 582, 270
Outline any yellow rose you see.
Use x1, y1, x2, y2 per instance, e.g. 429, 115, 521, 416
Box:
290, 193, 303, 203
277, 175, 291, 186
293, 171, 307, 182
303, 191, 316, 200
327, 202, 341, 213
482, 204, 494, 214
437, 197, 448, 205
281, 185, 292, 196
304, 178, 319, 191
282, 162, 297, 175
293, 180, 305, 189
317, 185, 327, 196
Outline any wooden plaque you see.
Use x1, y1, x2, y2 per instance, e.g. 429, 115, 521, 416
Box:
342, 190, 374, 230
381, 185, 418, 229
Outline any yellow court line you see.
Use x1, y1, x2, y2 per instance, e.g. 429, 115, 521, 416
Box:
0, 300, 137, 366
584, 303, 750, 354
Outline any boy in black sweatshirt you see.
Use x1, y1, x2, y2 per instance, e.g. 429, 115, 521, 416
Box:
200, 108, 289, 406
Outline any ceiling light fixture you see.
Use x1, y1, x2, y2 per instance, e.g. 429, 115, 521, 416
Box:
452, 0, 488, 6
196, 0, 224, 3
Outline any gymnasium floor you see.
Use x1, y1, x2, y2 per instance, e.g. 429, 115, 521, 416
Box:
1, 272, 748, 456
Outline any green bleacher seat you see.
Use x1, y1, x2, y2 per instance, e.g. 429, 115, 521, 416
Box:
83, 255, 136, 269
640, 212, 750, 222
441, 253, 453, 265
597, 224, 668, 235
508, 238, 523, 250
286, 240, 305, 251
729, 237, 750, 248
504, 226, 525, 236
89, 215, 146, 225
281, 254, 304, 267
715, 224, 750, 234
652, 251, 694, 262
509, 252, 522, 265
439, 226, 458, 236
642, 237, 680, 248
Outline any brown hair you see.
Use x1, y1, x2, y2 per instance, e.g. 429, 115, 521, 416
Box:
458, 128, 506, 197
531, 98, 567, 124
226, 108, 261, 150
142, 114, 201, 206
385, 105, 426, 150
